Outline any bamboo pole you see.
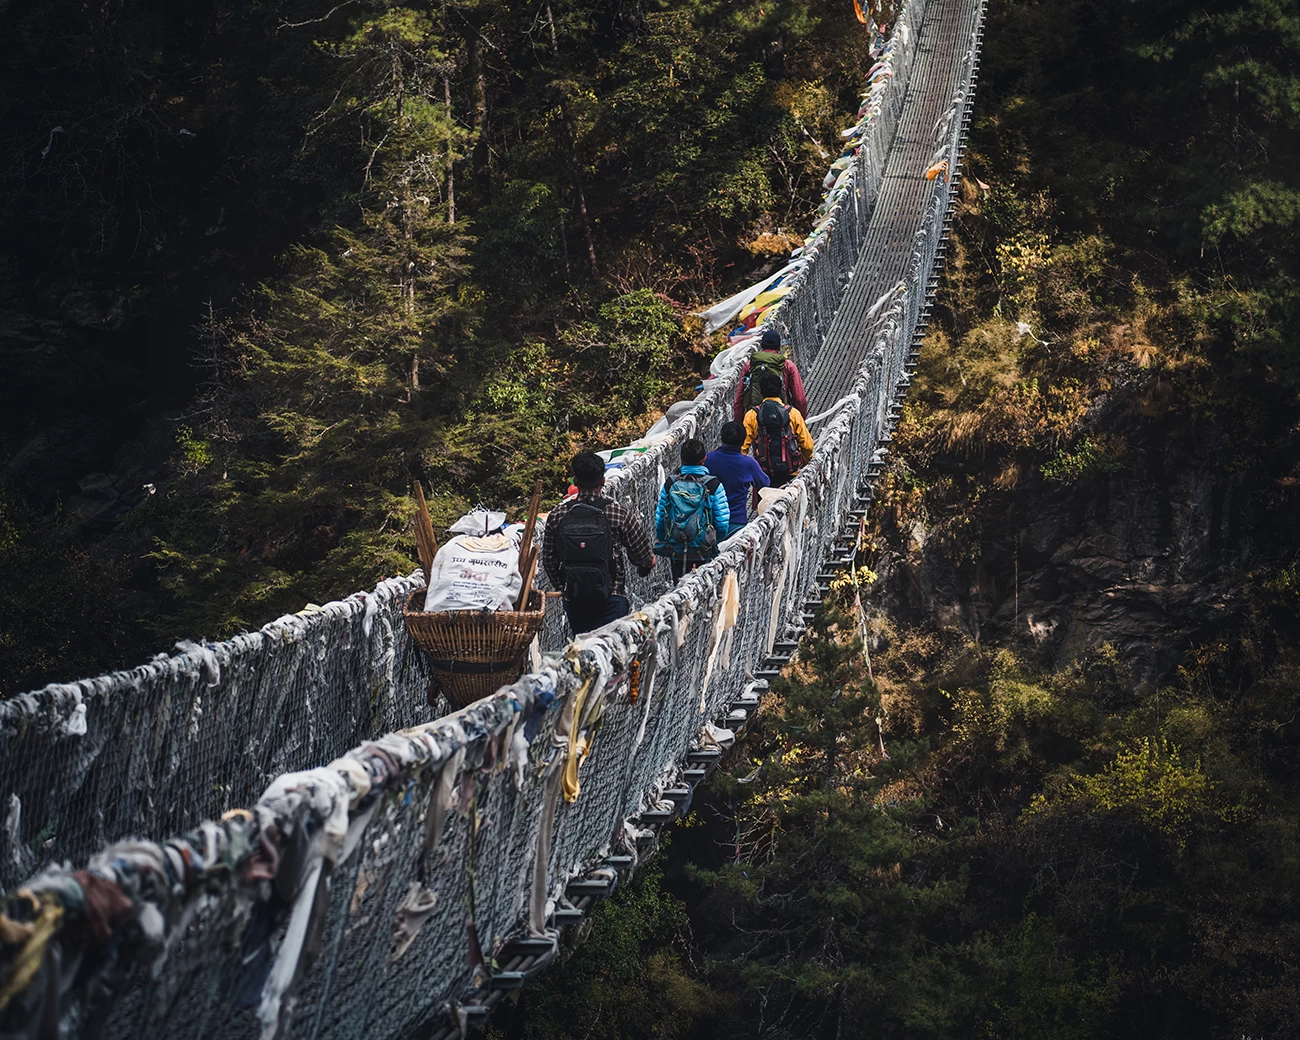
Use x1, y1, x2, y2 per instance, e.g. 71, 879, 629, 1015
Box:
411, 480, 440, 588
516, 549, 539, 612
514, 479, 545, 610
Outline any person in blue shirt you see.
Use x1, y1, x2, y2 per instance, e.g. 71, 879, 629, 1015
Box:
705, 420, 770, 535
655, 438, 730, 581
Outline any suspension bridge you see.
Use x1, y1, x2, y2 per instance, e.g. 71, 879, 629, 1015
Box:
0, 0, 984, 1035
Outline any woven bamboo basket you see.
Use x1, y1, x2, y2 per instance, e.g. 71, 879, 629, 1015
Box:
402, 589, 546, 709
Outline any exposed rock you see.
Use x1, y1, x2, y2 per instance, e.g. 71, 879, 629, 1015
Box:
868, 427, 1299, 686
76, 472, 115, 494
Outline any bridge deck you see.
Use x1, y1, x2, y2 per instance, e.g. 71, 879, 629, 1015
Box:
808, 0, 981, 412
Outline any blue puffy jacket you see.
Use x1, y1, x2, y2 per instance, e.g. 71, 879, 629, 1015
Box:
654, 465, 730, 560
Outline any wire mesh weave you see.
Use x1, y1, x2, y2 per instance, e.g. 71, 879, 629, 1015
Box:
0, 575, 437, 891
0, 3, 987, 1037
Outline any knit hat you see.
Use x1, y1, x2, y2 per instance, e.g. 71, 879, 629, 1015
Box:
760, 327, 782, 350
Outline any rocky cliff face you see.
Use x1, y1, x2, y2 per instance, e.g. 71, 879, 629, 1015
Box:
868, 409, 1300, 686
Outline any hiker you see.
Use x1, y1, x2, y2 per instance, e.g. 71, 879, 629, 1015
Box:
706, 420, 770, 535
542, 451, 656, 636
732, 327, 809, 422
655, 438, 730, 581
743, 371, 815, 487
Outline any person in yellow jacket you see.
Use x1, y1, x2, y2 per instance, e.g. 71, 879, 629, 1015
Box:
742, 371, 815, 487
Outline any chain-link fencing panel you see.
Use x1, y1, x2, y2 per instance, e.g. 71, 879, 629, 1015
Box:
0, 575, 440, 891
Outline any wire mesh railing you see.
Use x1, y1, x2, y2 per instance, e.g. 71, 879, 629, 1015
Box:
0, 1, 985, 1036
0, 577, 437, 891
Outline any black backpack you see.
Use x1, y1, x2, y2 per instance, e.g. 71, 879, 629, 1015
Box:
754, 399, 802, 482
558, 502, 614, 604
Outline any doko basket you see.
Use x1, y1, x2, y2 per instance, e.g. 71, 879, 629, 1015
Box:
402, 589, 546, 708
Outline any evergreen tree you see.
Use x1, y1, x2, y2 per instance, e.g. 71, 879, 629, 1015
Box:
698, 607, 973, 1039
145, 4, 476, 633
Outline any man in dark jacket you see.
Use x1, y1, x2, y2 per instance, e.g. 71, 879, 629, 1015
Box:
542, 451, 655, 635
705, 421, 770, 535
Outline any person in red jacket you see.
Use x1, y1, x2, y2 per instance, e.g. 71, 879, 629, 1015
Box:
732, 327, 809, 422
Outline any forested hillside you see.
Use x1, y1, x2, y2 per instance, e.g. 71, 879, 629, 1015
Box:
0, 0, 867, 691
3, 0, 1299, 1027
483, 0, 1300, 1037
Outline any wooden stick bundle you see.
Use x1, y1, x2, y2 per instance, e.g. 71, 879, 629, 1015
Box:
514, 479, 544, 610
411, 480, 440, 589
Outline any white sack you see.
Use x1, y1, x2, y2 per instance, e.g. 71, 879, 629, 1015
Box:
423, 533, 522, 612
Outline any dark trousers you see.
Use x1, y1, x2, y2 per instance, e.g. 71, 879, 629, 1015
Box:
563, 594, 630, 637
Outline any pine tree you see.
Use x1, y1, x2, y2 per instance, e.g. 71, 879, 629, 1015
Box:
145, 5, 476, 633
699, 606, 970, 1039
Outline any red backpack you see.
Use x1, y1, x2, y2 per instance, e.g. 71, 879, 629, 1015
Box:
753, 400, 802, 481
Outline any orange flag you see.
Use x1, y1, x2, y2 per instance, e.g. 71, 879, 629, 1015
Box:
853, 0, 869, 23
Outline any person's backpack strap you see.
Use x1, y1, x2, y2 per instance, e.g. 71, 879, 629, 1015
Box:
680, 473, 721, 494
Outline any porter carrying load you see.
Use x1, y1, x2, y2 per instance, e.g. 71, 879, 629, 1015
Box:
403, 481, 546, 708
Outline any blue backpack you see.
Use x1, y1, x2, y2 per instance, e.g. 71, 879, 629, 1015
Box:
658, 471, 721, 560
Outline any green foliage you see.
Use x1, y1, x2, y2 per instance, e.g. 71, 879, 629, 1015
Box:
475, 182, 565, 301
688, 607, 976, 1037
559, 290, 681, 420
964, 916, 1117, 1040
948, 656, 1057, 765
1261, 561, 1300, 604
1027, 737, 1224, 848
510, 600, 1300, 1039
601, 11, 775, 236
1202, 181, 1300, 244
1040, 436, 1124, 483
495, 849, 718, 1040
174, 426, 215, 475
128, 0, 484, 634
976, 0, 1300, 381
